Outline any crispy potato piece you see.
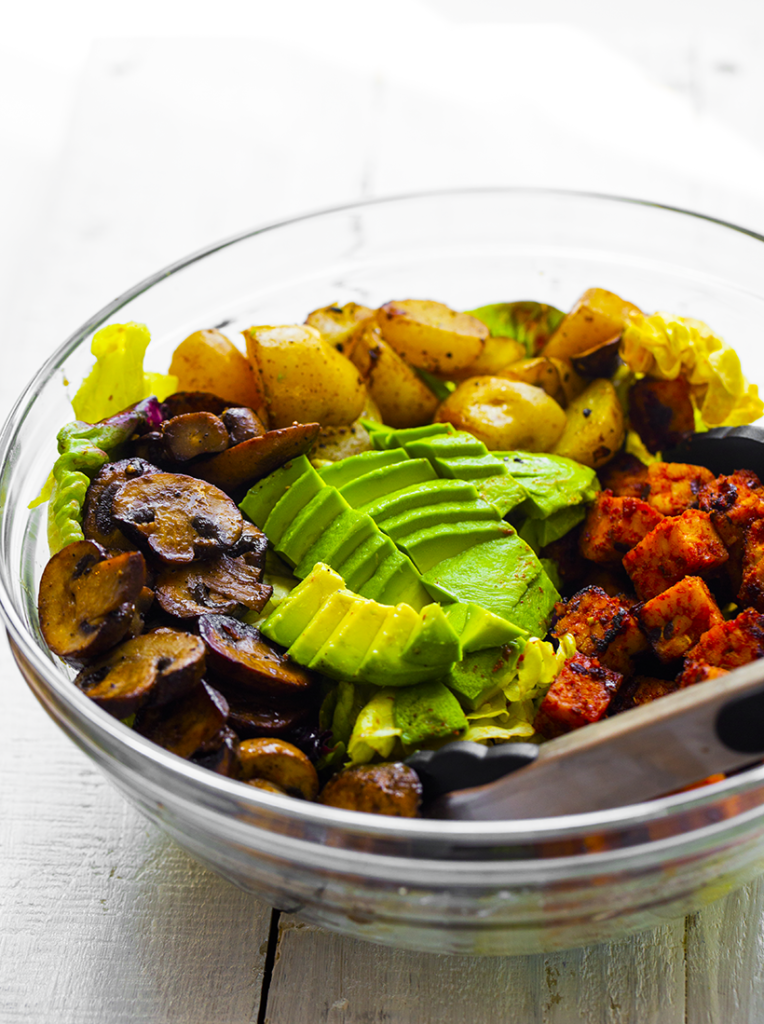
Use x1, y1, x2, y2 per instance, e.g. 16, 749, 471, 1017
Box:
534, 651, 623, 738
500, 356, 566, 404
244, 324, 366, 428
319, 763, 422, 817
238, 738, 319, 800
550, 378, 625, 469
629, 376, 695, 454
193, 423, 320, 495
623, 509, 728, 600
136, 681, 229, 759
434, 376, 566, 451
304, 302, 374, 352
542, 287, 641, 361
447, 335, 525, 382
688, 608, 764, 670
599, 453, 650, 500
551, 585, 647, 675
639, 577, 724, 662
677, 660, 729, 688
170, 330, 266, 413
646, 462, 715, 517
350, 324, 439, 428
739, 519, 764, 610
579, 491, 663, 563
376, 299, 487, 373
310, 420, 373, 462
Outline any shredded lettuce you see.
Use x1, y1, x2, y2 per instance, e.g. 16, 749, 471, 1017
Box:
347, 690, 401, 764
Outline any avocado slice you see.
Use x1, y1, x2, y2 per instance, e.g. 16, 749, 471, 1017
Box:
378, 498, 499, 541
373, 422, 454, 449
402, 602, 462, 666
397, 520, 513, 574
358, 478, 480, 520
293, 509, 376, 578
357, 550, 430, 611
518, 504, 587, 551
338, 458, 437, 508
239, 455, 311, 528
309, 598, 390, 678
318, 448, 408, 489
338, 533, 397, 592
405, 434, 486, 461
277, 488, 350, 566
287, 589, 361, 665
263, 563, 344, 648
393, 680, 468, 748
496, 450, 599, 519
262, 465, 326, 546
446, 644, 522, 710
442, 603, 527, 652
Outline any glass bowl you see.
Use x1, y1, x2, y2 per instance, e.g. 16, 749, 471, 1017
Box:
4, 188, 764, 957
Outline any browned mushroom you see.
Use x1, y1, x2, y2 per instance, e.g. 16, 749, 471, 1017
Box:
247, 778, 289, 795
154, 554, 272, 619
113, 472, 243, 563
193, 423, 321, 495
135, 680, 229, 758
221, 407, 266, 445
160, 391, 231, 418
229, 522, 268, 569
82, 458, 160, 552
74, 628, 206, 718
237, 737, 319, 800
38, 540, 147, 665
319, 763, 423, 817
225, 693, 310, 739
198, 615, 315, 701
192, 725, 242, 777
570, 335, 622, 378
160, 412, 230, 462
127, 586, 155, 639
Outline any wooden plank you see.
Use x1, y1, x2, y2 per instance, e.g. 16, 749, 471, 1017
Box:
265, 918, 685, 1024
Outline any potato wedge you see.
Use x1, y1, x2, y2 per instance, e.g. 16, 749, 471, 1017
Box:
550, 378, 625, 468
376, 299, 487, 373
304, 302, 374, 353
350, 324, 439, 429
447, 335, 525, 382
542, 288, 641, 361
170, 330, 266, 414
244, 325, 366, 428
434, 377, 567, 451
501, 357, 566, 405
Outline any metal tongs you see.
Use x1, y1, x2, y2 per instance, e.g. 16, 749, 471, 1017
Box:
408, 658, 764, 820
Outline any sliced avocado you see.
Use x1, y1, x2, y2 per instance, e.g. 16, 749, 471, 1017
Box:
287, 589, 361, 665
378, 498, 499, 541
471, 472, 528, 516
262, 464, 326, 546
357, 478, 480, 520
397, 521, 513, 574
496, 450, 599, 519
293, 509, 376, 578
402, 602, 462, 666
374, 422, 454, 450
446, 644, 522, 710
405, 434, 486, 461
338, 533, 397, 592
262, 563, 344, 648
359, 604, 424, 686
393, 680, 468, 748
518, 504, 587, 552
357, 549, 429, 611
239, 455, 311, 528
339, 458, 437, 508
442, 603, 527, 652
422, 533, 558, 636
309, 598, 390, 678
318, 448, 408, 489
277, 488, 350, 566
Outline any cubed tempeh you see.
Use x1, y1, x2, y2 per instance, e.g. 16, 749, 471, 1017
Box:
534, 651, 623, 738
579, 490, 663, 563
677, 659, 729, 689
688, 608, 764, 670
551, 585, 647, 675
628, 376, 694, 454
598, 453, 650, 500
645, 462, 715, 517
630, 675, 680, 706
639, 576, 723, 662
623, 509, 728, 600
739, 519, 764, 611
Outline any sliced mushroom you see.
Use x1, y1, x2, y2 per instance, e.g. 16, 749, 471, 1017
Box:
161, 412, 230, 462
319, 763, 423, 817
39, 540, 146, 665
221, 407, 266, 445
193, 726, 242, 777
130, 431, 168, 465
74, 628, 206, 718
571, 335, 622, 379
229, 522, 268, 569
155, 554, 272, 619
135, 680, 229, 758
225, 693, 310, 739
113, 471, 243, 563
193, 423, 320, 495
198, 615, 315, 701
127, 586, 155, 639
247, 778, 289, 795
237, 737, 319, 800
82, 458, 160, 552
160, 391, 231, 418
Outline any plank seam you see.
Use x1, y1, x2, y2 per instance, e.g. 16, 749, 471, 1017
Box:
257, 908, 281, 1024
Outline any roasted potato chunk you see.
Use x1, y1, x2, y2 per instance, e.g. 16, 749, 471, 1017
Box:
350, 324, 439, 428
645, 462, 715, 517
304, 302, 374, 351
376, 299, 487, 374
688, 608, 764, 670
447, 335, 525, 382
542, 287, 641, 361
534, 652, 623, 738
579, 491, 663, 563
629, 376, 694, 454
310, 421, 373, 462
319, 763, 422, 817
623, 509, 728, 600
434, 376, 566, 451
639, 577, 723, 662
244, 324, 366, 428
169, 330, 266, 413
550, 378, 625, 469
238, 738, 319, 800
551, 585, 647, 676
39, 540, 146, 665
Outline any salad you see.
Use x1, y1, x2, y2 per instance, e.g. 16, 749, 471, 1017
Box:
33, 289, 764, 816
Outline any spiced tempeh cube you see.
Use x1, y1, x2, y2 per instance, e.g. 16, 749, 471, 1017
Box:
645, 462, 715, 517
698, 469, 764, 549
534, 652, 623, 738
551, 585, 647, 676
639, 576, 723, 662
623, 509, 728, 600
688, 608, 764, 670
631, 676, 680, 706
579, 490, 663, 563
739, 518, 764, 611
677, 659, 729, 689
599, 453, 650, 500
628, 376, 694, 454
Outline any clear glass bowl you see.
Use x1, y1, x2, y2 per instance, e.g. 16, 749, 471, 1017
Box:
4, 188, 764, 957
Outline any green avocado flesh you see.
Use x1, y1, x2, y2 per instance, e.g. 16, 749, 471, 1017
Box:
393, 681, 468, 747
338, 458, 437, 508
337, 533, 396, 592
262, 466, 325, 546
446, 644, 522, 710
277, 488, 351, 565
379, 499, 498, 541
397, 520, 514, 574
319, 448, 408, 489
356, 550, 431, 609
294, 510, 376, 578
239, 456, 312, 526
442, 603, 527, 652
358, 478, 480, 519
495, 450, 599, 519
518, 504, 587, 551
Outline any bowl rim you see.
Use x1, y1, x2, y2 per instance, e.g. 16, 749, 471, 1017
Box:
5, 184, 764, 849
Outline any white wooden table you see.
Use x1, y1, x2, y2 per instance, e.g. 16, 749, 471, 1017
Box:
4, 14, 764, 1021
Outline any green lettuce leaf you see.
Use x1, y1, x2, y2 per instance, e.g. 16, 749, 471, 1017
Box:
467, 301, 565, 357
348, 690, 401, 764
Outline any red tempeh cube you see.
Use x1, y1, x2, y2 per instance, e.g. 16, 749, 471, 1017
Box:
579, 490, 663, 563
688, 608, 764, 670
623, 509, 728, 600
645, 462, 715, 517
639, 576, 724, 662
534, 652, 623, 739
551, 585, 647, 676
